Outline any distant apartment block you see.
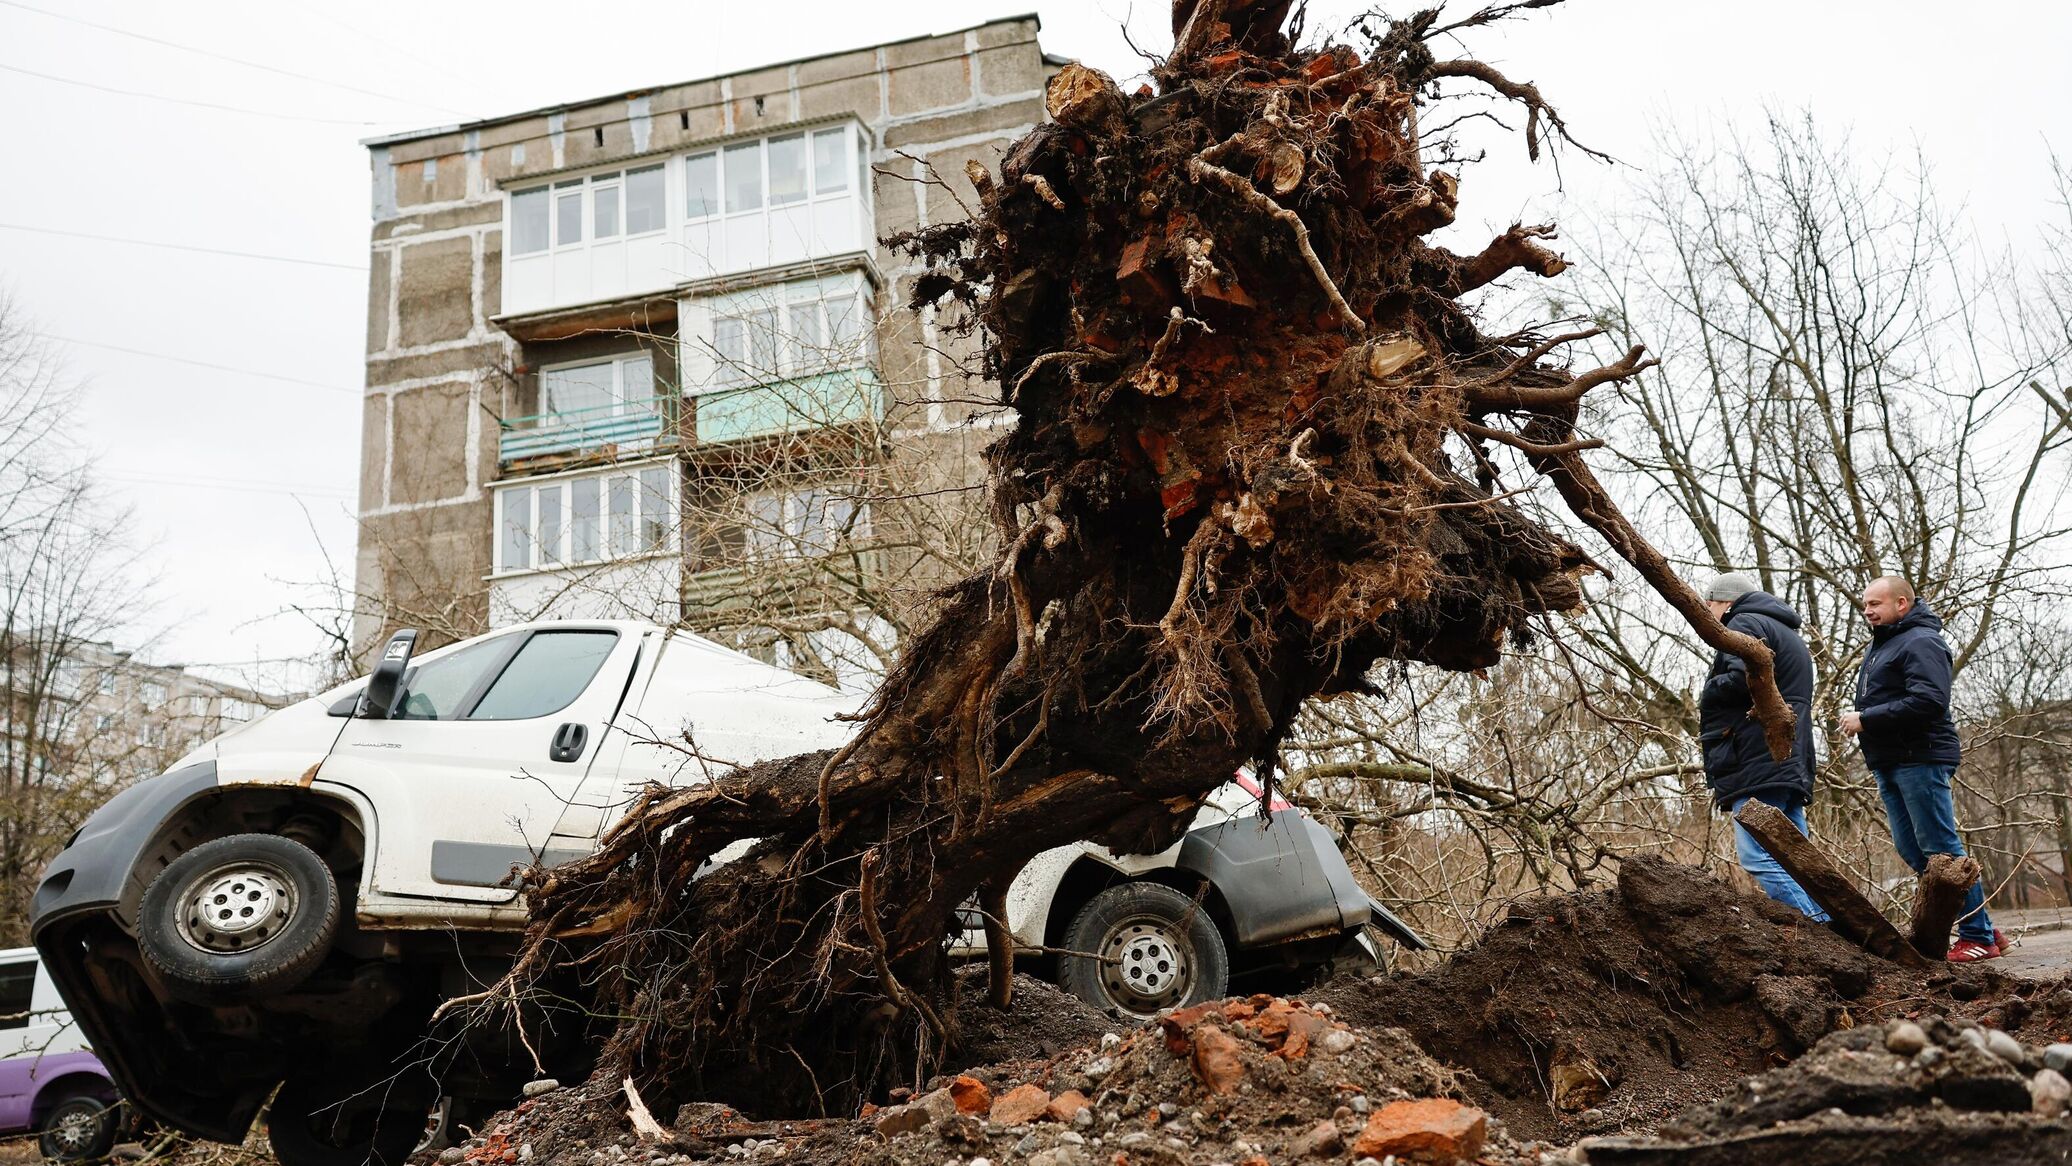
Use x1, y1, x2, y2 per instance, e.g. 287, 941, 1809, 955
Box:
355, 17, 1061, 668
6, 639, 285, 779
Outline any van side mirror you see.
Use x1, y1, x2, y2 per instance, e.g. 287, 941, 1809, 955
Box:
359, 629, 419, 720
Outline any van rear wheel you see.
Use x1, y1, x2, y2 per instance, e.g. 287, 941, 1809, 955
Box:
1058, 882, 1229, 1019
138, 833, 339, 1003
39, 1095, 116, 1162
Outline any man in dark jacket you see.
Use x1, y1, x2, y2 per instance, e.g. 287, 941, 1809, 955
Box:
1698, 572, 1828, 922
1839, 576, 2000, 960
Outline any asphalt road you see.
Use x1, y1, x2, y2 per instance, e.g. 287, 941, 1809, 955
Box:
1999, 921, 2072, 979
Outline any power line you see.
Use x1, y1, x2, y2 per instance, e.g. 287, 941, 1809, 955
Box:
45, 335, 362, 396
0, 0, 475, 118
0, 60, 395, 126
0, 222, 366, 271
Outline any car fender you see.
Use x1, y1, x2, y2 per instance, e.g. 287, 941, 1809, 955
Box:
1175, 808, 1368, 947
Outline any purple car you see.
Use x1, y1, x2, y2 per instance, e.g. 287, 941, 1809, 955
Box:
0, 947, 119, 1161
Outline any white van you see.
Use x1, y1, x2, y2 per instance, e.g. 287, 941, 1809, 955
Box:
32, 621, 1417, 1166
0, 948, 119, 1161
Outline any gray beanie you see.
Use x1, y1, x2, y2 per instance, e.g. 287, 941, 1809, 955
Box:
1703, 571, 1760, 602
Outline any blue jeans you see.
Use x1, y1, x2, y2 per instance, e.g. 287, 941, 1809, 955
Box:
1874, 763, 1995, 943
1730, 794, 1830, 923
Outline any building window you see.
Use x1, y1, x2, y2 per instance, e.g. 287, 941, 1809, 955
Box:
510, 164, 669, 260
686, 126, 855, 221
496, 464, 675, 574
702, 274, 872, 391
141, 681, 166, 706
94, 713, 114, 733
744, 486, 865, 563
541, 352, 657, 418
99, 672, 116, 696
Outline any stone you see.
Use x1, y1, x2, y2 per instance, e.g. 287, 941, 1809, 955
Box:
1047, 1091, 1091, 1124
971, 1159, 993, 1166
1350, 1095, 1371, 1114
2046, 1043, 2072, 1073
1352, 1099, 1488, 1164
1986, 1028, 2026, 1066
1058, 1132, 1084, 1145
1100, 1032, 1121, 1050
990, 1084, 1051, 1126
1013, 1133, 1042, 1155
949, 1076, 993, 1116
439, 1149, 467, 1164
522, 1078, 562, 1098
1192, 1024, 1247, 1095
1885, 1021, 1928, 1056
1156, 1102, 1180, 1119
2034, 1068, 2072, 1118
1084, 1057, 1114, 1080
1028, 1148, 1085, 1166
873, 1087, 957, 1137
1292, 1119, 1346, 1158
1321, 1028, 1358, 1055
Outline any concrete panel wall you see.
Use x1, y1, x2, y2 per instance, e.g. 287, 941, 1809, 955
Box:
357, 16, 1054, 662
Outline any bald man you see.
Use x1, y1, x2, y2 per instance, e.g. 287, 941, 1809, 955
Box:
1839, 576, 2001, 961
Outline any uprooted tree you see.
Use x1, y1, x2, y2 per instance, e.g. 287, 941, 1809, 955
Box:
485, 0, 1796, 1117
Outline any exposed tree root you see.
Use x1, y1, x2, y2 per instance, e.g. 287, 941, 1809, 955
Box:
475, 0, 1797, 1119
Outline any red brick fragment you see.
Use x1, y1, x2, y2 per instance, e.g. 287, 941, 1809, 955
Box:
989, 1083, 1051, 1126
1046, 1089, 1090, 1123
947, 1075, 992, 1116
1191, 1022, 1247, 1095
1351, 1098, 1488, 1164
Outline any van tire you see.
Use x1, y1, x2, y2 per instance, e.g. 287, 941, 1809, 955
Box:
1058, 882, 1229, 1019
39, 1095, 117, 1162
137, 833, 339, 1003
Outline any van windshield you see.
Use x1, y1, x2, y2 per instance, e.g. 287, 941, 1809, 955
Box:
396, 638, 512, 720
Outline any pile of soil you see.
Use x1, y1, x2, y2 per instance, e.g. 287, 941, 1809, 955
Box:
421, 859, 2070, 1166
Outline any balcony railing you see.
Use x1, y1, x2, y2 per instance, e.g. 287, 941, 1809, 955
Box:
691, 368, 881, 446
498, 396, 674, 465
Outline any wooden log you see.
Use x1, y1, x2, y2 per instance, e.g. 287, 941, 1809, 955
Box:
1733, 800, 1930, 968
1907, 852, 1982, 960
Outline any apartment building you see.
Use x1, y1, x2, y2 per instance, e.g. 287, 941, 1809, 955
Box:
7, 639, 284, 779
355, 17, 1061, 679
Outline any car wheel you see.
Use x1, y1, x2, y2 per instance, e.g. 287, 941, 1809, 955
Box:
137, 833, 340, 1003
269, 1072, 435, 1166
39, 1095, 117, 1162
1058, 882, 1229, 1019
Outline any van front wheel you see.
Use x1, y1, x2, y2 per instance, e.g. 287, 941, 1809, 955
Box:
138, 833, 339, 1003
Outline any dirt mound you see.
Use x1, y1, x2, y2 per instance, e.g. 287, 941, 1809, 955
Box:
1316, 856, 1887, 1140
947, 968, 1118, 1071
1577, 1016, 2072, 1164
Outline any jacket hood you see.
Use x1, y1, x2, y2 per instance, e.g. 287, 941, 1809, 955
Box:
1729, 590, 1802, 630
1874, 597, 1944, 640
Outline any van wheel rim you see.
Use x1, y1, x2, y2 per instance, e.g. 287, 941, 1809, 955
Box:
1097, 916, 1192, 1015
177, 862, 296, 953
53, 1112, 95, 1152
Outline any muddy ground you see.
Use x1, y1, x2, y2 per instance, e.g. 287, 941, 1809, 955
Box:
133, 858, 2071, 1166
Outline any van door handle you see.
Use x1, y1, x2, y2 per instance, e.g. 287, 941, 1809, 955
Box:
549, 722, 588, 763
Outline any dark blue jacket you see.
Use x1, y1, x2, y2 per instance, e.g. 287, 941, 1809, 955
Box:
1855, 601, 1961, 769
1698, 591, 1817, 808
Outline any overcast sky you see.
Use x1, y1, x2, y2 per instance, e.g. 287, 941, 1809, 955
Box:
1, 0, 2065, 692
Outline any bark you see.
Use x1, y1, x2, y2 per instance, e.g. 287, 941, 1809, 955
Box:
1908, 853, 1983, 960
485, 2, 1800, 1116
1735, 800, 1929, 968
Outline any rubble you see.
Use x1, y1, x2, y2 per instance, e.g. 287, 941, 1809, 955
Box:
414, 861, 2069, 1166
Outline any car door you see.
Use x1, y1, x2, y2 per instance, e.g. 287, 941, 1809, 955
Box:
322, 625, 641, 903
0, 953, 35, 1131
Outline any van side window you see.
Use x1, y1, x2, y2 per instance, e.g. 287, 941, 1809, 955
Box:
0, 960, 33, 1030
396, 638, 514, 720
468, 631, 619, 721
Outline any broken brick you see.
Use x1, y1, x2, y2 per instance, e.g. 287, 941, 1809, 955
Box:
1046, 1090, 1090, 1123
989, 1083, 1051, 1126
1351, 1098, 1488, 1164
1115, 236, 1177, 310
1192, 1023, 1247, 1095
947, 1076, 992, 1116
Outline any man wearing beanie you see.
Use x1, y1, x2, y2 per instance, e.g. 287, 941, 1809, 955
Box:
1697, 571, 1828, 922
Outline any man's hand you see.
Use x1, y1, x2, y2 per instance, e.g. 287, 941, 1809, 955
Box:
1839, 710, 1863, 736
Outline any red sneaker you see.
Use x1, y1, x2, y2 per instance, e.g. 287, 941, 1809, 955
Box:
1947, 938, 2000, 962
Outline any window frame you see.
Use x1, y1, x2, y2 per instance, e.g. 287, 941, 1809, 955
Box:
695, 272, 875, 395
492, 460, 678, 576
742, 484, 869, 564
537, 350, 658, 420
684, 124, 861, 223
